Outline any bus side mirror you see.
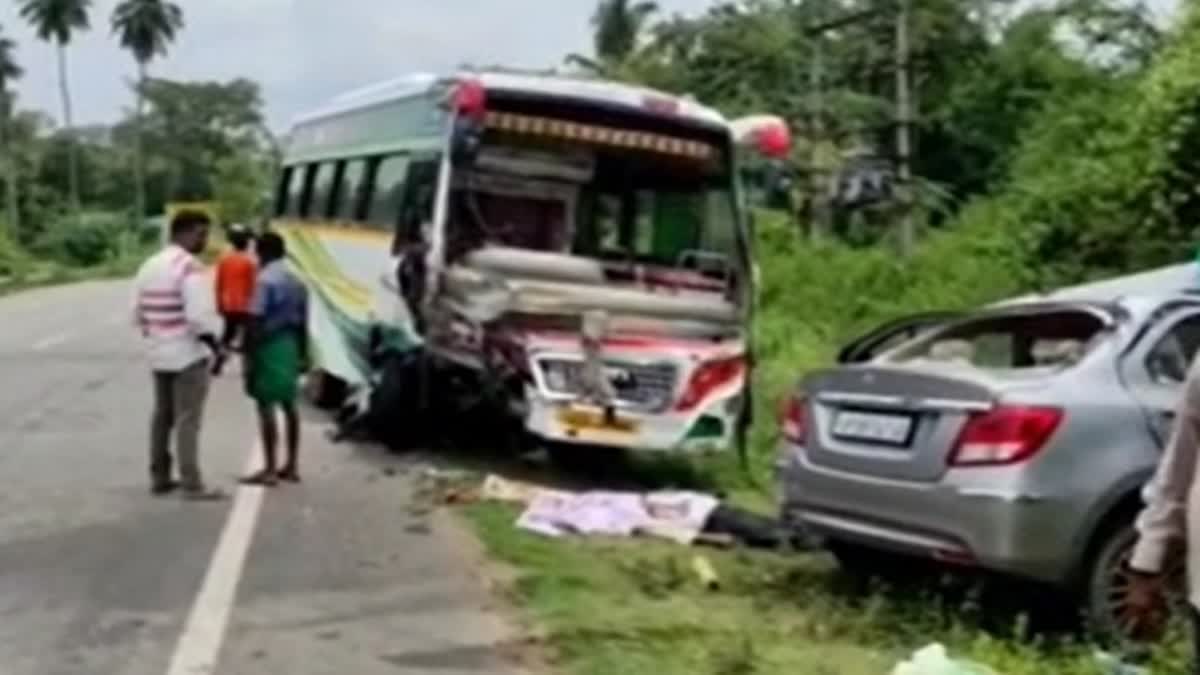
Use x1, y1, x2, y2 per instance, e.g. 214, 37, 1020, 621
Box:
450, 117, 482, 167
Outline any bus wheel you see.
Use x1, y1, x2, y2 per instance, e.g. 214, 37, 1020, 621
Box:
307, 370, 346, 411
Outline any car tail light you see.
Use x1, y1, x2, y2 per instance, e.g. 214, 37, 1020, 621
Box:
675, 357, 745, 411
780, 394, 807, 444
950, 405, 1063, 467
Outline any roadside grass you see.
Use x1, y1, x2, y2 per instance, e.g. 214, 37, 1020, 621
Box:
465, 503, 1193, 674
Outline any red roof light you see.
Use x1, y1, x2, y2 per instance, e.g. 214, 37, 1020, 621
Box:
454, 79, 487, 122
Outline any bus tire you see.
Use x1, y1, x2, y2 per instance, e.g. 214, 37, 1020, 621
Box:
308, 370, 346, 411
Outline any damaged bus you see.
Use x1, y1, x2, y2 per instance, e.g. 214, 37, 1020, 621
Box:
273, 71, 789, 455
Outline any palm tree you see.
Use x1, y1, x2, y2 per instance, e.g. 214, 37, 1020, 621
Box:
0, 26, 23, 239
18, 0, 91, 219
568, 0, 659, 75
111, 0, 183, 225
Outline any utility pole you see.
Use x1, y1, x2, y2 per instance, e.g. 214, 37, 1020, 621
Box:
808, 0, 827, 242
895, 0, 914, 258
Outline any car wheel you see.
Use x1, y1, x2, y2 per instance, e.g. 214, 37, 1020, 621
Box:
1085, 520, 1187, 646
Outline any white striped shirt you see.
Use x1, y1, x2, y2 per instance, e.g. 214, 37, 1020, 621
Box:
130, 244, 219, 372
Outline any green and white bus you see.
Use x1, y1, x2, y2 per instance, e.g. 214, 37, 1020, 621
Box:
272, 70, 789, 454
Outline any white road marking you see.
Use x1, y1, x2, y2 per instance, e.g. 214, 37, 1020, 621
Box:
32, 331, 72, 351
165, 448, 265, 675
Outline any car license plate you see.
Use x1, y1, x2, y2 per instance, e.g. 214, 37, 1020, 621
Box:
832, 410, 913, 445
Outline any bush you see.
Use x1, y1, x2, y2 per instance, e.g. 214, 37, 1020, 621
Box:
0, 229, 30, 279
740, 211, 1029, 485
32, 212, 131, 268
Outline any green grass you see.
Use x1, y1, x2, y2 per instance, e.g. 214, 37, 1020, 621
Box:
465, 504, 1194, 674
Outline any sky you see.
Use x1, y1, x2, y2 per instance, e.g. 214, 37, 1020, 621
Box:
0, 0, 1180, 132
0, 0, 715, 130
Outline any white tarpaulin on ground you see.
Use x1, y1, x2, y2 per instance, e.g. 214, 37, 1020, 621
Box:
515, 489, 720, 543
481, 475, 720, 544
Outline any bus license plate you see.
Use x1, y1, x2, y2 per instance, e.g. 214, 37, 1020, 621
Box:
557, 407, 638, 435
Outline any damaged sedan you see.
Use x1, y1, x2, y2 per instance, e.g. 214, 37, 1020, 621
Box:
780, 278, 1199, 641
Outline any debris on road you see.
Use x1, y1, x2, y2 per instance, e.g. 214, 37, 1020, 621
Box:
890, 644, 998, 675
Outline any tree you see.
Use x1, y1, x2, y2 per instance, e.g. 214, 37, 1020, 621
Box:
18, 0, 91, 219
568, 0, 659, 75
137, 77, 268, 201
213, 152, 271, 226
110, 0, 184, 223
0, 25, 23, 238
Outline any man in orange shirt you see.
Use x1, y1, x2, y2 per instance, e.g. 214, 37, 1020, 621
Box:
212, 224, 257, 375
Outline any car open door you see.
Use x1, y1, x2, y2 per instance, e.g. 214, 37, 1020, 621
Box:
836, 311, 961, 364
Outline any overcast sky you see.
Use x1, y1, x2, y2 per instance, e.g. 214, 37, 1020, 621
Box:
0, 0, 1179, 131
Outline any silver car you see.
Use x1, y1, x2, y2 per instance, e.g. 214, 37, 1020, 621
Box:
779, 292, 1199, 639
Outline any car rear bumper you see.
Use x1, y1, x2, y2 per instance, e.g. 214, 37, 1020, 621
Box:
779, 443, 1077, 584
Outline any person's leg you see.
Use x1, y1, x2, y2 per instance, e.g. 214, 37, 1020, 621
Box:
174, 359, 216, 496
242, 402, 279, 485
149, 371, 177, 493
278, 402, 301, 481
220, 312, 237, 349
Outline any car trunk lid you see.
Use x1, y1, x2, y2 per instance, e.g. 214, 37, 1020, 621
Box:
801, 365, 998, 482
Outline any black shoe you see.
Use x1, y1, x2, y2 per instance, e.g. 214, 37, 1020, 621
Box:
151, 480, 180, 496
181, 486, 227, 501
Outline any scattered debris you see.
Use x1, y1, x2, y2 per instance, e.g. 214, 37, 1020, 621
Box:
692, 555, 720, 590
1093, 651, 1149, 675
890, 644, 998, 675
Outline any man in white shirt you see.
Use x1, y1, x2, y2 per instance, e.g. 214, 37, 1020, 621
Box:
131, 210, 224, 499
1128, 355, 1200, 661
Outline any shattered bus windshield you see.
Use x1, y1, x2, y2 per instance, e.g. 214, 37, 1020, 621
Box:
446, 106, 740, 284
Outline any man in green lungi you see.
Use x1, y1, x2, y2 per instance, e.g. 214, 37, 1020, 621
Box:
241, 231, 309, 486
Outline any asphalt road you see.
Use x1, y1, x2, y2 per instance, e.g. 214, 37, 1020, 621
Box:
0, 280, 523, 675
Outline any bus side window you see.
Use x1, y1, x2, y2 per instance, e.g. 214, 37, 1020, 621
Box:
366, 154, 411, 230
306, 162, 337, 220
333, 158, 369, 222
281, 166, 306, 218
274, 166, 292, 217
398, 158, 439, 243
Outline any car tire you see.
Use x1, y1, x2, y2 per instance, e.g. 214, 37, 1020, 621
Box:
1084, 520, 1186, 646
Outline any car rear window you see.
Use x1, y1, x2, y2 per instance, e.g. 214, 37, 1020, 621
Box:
883, 309, 1109, 370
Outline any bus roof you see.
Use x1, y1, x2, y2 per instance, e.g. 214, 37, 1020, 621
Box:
289, 70, 729, 131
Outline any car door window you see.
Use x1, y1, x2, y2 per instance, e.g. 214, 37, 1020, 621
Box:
1146, 314, 1200, 385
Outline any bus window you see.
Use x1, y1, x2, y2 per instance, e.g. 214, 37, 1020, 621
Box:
366, 155, 410, 228
306, 162, 337, 219
281, 166, 306, 218
274, 166, 292, 217
398, 158, 439, 241
333, 159, 369, 222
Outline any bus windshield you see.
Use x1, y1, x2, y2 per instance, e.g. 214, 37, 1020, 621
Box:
447, 126, 739, 274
